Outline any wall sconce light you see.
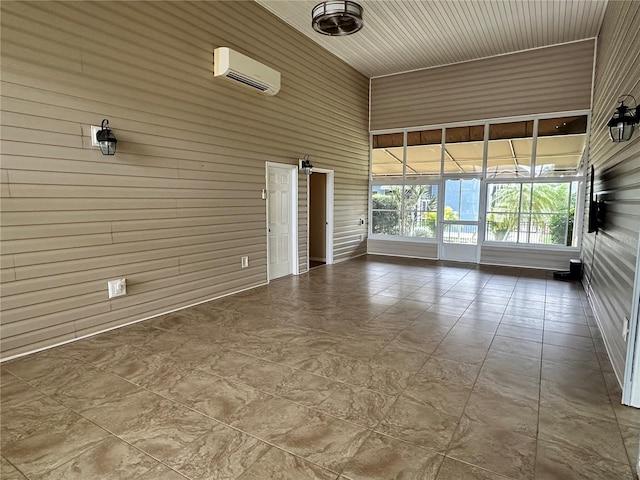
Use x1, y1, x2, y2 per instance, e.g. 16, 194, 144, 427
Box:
607, 94, 639, 142
299, 155, 314, 175
96, 119, 117, 155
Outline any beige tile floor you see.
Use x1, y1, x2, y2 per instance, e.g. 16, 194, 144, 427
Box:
1, 255, 639, 479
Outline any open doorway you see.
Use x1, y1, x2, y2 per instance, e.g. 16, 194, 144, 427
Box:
439, 177, 481, 263
308, 169, 334, 270
309, 172, 326, 268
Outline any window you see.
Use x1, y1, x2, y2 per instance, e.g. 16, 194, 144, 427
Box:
535, 116, 587, 177
444, 178, 480, 221
372, 184, 401, 235
406, 129, 442, 178
372, 130, 443, 179
372, 133, 404, 178
485, 116, 587, 178
487, 121, 533, 178
370, 113, 587, 249
485, 182, 578, 246
371, 184, 438, 238
371, 131, 440, 240
444, 125, 484, 174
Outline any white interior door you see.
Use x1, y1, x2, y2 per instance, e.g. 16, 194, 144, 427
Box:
267, 164, 296, 280
440, 177, 481, 262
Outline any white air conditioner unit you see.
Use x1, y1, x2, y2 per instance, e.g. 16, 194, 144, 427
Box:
213, 47, 280, 96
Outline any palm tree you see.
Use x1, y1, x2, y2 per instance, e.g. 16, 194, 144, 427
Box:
487, 183, 569, 242
400, 185, 438, 236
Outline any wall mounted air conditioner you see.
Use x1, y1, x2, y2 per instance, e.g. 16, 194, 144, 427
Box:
213, 47, 280, 96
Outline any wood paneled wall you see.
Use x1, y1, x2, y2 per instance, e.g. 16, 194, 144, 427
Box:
370, 40, 595, 131
367, 239, 438, 260
582, 1, 640, 384
481, 246, 579, 271
0, 1, 369, 359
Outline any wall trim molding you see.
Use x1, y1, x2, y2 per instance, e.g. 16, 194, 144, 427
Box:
584, 281, 623, 391
0, 281, 268, 363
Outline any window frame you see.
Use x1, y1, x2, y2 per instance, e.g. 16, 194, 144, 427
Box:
369, 110, 589, 252
484, 179, 580, 247
370, 178, 440, 242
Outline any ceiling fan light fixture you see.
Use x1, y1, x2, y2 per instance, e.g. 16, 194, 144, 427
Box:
312, 1, 364, 36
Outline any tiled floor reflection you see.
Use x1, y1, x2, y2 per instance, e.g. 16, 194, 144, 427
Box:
2, 255, 639, 479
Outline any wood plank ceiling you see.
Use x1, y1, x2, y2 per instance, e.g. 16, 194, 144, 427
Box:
255, 0, 608, 78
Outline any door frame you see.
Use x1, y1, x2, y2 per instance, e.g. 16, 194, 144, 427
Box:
623, 235, 640, 406
265, 162, 299, 282
438, 175, 483, 263
306, 167, 334, 268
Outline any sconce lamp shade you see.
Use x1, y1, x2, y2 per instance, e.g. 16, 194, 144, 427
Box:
607, 96, 639, 142
96, 119, 117, 155
299, 156, 314, 175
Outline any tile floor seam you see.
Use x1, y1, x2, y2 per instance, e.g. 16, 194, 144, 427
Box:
186, 357, 402, 427
440, 456, 520, 480
1, 390, 145, 479
613, 405, 640, 475
82, 378, 340, 479
83, 340, 402, 430
332, 301, 461, 478
437, 272, 529, 479
566, 301, 636, 472
532, 291, 548, 480
437, 341, 492, 451
0, 455, 31, 480
3, 259, 637, 480
542, 282, 636, 477
363, 302, 457, 421
117, 376, 371, 477
332, 428, 378, 478
45, 434, 189, 480
0, 368, 221, 480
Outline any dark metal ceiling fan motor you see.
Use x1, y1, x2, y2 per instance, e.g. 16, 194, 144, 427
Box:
312, 1, 364, 36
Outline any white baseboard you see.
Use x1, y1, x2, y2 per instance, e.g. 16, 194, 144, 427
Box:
0, 281, 268, 363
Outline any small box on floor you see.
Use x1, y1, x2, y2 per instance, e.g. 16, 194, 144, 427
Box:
553, 259, 582, 281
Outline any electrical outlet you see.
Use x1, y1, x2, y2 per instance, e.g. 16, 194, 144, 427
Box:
241, 256, 249, 268
108, 278, 126, 298
623, 316, 629, 341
